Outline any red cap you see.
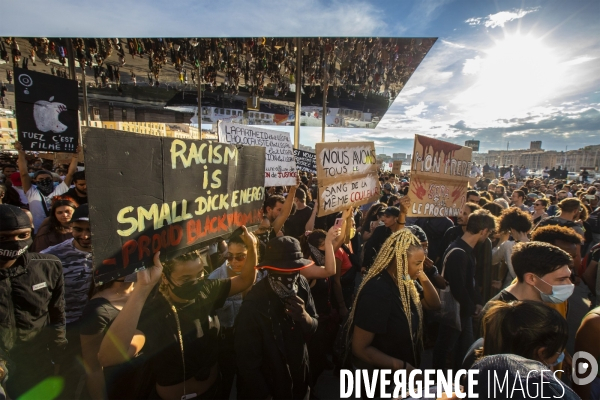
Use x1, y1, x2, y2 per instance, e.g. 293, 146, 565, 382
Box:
10, 172, 22, 187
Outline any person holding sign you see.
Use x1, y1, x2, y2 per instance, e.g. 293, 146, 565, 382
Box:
255, 176, 301, 262
14, 141, 80, 233
98, 226, 257, 400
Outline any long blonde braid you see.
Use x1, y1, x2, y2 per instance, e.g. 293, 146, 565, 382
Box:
345, 229, 424, 362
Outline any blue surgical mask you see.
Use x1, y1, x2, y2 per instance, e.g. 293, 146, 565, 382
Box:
534, 276, 574, 304
551, 351, 565, 367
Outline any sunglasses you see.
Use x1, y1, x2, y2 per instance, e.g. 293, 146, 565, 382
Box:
225, 254, 247, 262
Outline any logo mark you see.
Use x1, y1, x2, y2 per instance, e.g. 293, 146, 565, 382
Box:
572, 351, 598, 386
18, 74, 33, 94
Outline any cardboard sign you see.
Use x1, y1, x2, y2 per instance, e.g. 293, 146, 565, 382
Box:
315, 141, 379, 216
218, 121, 297, 186
392, 161, 402, 175
14, 67, 79, 153
408, 135, 473, 217
483, 172, 496, 180
84, 128, 266, 284
293, 149, 317, 174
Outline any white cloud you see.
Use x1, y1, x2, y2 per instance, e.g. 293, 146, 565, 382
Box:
0, 0, 389, 37
462, 56, 482, 75
405, 102, 428, 118
564, 56, 596, 66
441, 40, 467, 48
465, 17, 482, 26
401, 86, 427, 96
466, 8, 540, 29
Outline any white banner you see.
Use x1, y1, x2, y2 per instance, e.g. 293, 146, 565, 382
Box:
218, 121, 297, 186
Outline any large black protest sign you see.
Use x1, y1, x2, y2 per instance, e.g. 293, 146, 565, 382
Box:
14, 67, 79, 153
294, 149, 317, 174
84, 128, 266, 284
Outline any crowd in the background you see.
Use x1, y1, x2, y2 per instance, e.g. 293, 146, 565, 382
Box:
1, 149, 600, 400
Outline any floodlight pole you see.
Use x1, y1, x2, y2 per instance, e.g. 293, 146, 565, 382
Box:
197, 66, 202, 128
321, 63, 327, 143
294, 38, 302, 149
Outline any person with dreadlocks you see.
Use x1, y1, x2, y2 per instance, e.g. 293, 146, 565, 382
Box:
348, 230, 440, 386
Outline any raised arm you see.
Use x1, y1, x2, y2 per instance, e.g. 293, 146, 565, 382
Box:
62, 146, 81, 187
272, 175, 300, 234
14, 141, 32, 192
99, 252, 162, 367
304, 199, 319, 232
228, 226, 258, 297
300, 225, 341, 280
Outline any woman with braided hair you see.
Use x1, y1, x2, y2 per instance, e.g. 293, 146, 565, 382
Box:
348, 229, 440, 378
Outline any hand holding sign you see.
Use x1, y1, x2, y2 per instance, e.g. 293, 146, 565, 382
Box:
399, 196, 411, 215
239, 226, 257, 249
137, 252, 164, 289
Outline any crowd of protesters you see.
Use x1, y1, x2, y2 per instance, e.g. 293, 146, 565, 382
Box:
1, 144, 600, 400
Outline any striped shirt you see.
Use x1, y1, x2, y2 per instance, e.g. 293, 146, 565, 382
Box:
41, 238, 93, 323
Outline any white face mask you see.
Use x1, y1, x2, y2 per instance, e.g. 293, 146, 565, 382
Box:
533, 276, 574, 304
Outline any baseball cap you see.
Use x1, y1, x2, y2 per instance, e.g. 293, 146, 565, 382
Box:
383, 183, 392, 190
0, 204, 32, 231
9, 172, 22, 187
71, 203, 89, 222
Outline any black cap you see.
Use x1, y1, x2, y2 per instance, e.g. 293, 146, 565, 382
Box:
0, 204, 32, 231
406, 225, 427, 243
71, 204, 89, 222
383, 206, 400, 217
256, 236, 314, 271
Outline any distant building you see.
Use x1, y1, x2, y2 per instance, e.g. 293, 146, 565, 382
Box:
298, 144, 314, 153
0, 109, 17, 150
530, 141, 542, 150
465, 140, 480, 152
472, 145, 600, 172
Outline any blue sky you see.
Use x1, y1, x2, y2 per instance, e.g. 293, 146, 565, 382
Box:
3, 0, 598, 155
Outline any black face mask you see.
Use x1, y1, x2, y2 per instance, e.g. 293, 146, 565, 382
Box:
0, 238, 33, 261
36, 179, 54, 196
268, 271, 300, 299
166, 275, 202, 300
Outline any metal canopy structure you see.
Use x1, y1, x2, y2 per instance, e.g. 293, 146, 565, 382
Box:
0, 37, 436, 146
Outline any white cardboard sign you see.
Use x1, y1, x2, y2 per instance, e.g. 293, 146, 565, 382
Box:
218, 121, 297, 186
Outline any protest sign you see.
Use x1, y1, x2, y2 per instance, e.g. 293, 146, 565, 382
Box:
84, 128, 266, 284
483, 172, 496, 180
218, 121, 297, 186
392, 161, 402, 175
316, 141, 379, 216
293, 149, 317, 174
408, 134, 473, 217
14, 67, 79, 153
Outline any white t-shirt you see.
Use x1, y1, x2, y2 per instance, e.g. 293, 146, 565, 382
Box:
13, 186, 29, 205
26, 181, 69, 233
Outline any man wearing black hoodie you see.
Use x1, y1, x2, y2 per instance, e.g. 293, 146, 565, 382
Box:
0, 204, 66, 398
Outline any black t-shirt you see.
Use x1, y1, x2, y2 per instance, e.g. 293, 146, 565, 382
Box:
353, 271, 422, 367
482, 289, 518, 317
65, 187, 88, 205
284, 206, 313, 239
80, 297, 145, 400
79, 297, 119, 335
137, 278, 231, 387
